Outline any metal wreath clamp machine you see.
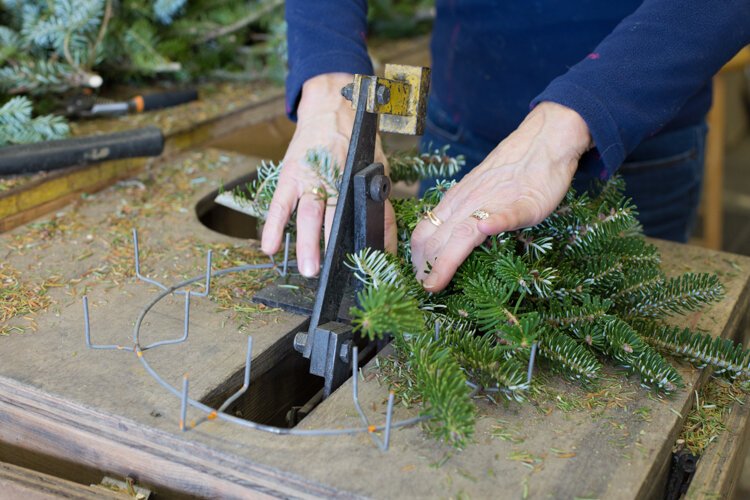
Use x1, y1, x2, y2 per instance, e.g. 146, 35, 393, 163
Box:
253, 64, 431, 397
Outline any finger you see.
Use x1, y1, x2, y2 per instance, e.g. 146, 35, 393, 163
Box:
410, 204, 453, 277
421, 218, 487, 292
384, 200, 397, 254
261, 180, 298, 255
295, 192, 326, 277
476, 195, 545, 235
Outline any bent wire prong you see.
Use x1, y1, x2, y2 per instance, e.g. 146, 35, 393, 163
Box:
82, 296, 128, 351
133, 229, 168, 291
527, 342, 538, 386
352, 346, 396, 451
142, 291, 191, 351
218, 336, 253, 413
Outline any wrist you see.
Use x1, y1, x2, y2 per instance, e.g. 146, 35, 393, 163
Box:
298, 73, 354, 119
533, 101, 593, 160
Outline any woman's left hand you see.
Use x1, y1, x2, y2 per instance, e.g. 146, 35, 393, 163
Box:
410, 101, 593, 291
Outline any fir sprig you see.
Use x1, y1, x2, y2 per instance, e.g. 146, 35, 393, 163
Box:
0, 96, 69, 146
388, 145, 465, 184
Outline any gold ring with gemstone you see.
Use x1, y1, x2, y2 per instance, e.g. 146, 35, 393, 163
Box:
471, 209, 490, 221
423, 210, 443, 227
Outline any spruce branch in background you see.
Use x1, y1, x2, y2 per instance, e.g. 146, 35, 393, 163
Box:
229, 147, 749, 447
0, 0, 289, 97
0, 0, 435, 102
0, 1, 437, 146
0, 96, 68, 147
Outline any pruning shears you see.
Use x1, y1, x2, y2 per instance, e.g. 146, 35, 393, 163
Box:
65, 88, 198, 118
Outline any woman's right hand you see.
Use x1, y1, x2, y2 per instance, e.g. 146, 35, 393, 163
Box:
260, 73, 395, 277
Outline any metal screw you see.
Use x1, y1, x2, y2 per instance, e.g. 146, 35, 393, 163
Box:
293, 332, 308, 353
369, 174, 391, 202
341, 84, 354, 101
376, 85, 391, 105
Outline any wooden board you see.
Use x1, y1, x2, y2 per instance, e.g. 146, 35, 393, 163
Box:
1, 147, 750, 498
0, 460, 128, 499
686, 396, 750, 499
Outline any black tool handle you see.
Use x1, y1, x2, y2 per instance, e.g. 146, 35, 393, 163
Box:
0, 126, 164, 176
133, 89, 198, 112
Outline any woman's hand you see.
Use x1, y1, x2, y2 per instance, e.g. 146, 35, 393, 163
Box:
410, 102, 593, 291
261, 73, 395, 277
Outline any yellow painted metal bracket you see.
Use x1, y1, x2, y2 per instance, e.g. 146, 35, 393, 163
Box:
344, 64, 431, 136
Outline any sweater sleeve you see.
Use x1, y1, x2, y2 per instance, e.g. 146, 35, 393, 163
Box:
532, 0, 750, 175
285, 0, 373, 120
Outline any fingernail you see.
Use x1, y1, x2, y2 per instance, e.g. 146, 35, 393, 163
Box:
300, 259, 316, 277
423, 271, 439, 290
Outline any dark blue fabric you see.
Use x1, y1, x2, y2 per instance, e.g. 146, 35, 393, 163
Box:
286, 0, 749, 178
419, 99, 707, 242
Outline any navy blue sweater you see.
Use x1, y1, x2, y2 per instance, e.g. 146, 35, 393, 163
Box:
285, 1, 750, 177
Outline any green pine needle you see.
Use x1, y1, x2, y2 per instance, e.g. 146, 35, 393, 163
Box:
350, 284, 425, 341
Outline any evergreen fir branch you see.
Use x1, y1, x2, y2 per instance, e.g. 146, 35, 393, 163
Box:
610, 267, 664, 302
0, 59, 79, 94
601, 316, 682, 391
346, 248, 404, 289
495, 254, 556, 298
625, 273, 724, 318
122, 19, 181, 73
539, 332, 601, 381
422, 179, 456, 205
230, 159, 281, 219
635, 320, 750, 380
549, 265, 593, 299
424, 311, 478, 340
0, 27, 21, 65
589, 175, 628, 214
544, 295, 612, 328
154, 0, 188, 24
514, 229, 553, 260
0, 96, 69, 146
566, 322, 607, 351
588, 236, 660, 265
494, 312, 544, 352
388, 145, 465, 184
460, 275, 516, 333
629, 347, 683, 391
350, 284, 425, 341
305, 148, 341, 198
450, 332, 529, 397
564, 203, 640, 256
408, 334, 476, 448
584, 255, 624, 288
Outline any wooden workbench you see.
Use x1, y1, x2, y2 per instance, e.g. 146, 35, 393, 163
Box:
1, 145, 749, 499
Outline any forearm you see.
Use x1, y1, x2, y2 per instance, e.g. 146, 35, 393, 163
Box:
286, 0, 372, 120
533, 0, 750, 174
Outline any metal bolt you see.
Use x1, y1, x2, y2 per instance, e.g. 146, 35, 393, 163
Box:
293, 332, 308, 353
341, 84, 354, 101
376, 85, 391, 105
369, 174, 391, 202
339, 341, 352, 364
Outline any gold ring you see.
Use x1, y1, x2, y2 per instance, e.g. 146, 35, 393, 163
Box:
423, 210, 443, 227
305, 186, 327, 201
471, 209, 490, 221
